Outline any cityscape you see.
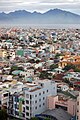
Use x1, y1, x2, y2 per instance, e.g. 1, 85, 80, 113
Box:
0, 28, 80, 120
0, 0, 80, 120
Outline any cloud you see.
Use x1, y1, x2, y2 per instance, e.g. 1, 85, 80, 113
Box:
0, 0, 80, 14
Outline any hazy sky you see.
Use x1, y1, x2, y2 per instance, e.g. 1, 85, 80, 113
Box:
0, 0, 80, 14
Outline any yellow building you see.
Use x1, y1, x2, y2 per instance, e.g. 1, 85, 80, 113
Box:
58, 55, 80, 68
58, 61, 69, 68
0, 49, 8, 58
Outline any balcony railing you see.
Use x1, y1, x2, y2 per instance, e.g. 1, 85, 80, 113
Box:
55, 101, 68, 106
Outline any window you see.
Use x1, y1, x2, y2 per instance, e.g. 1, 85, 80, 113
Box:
15, 111, 19, 116
39, 93, 41, 96
43, 97, 45, 100
26, 106, 29, 110
30, 113, 32, 117
39, 99, 41, 102
39, 105, 41, 107
47, 90, 48, 93
30, 95, 32, 99
41, 83, 43, 87
22, 113, 25, 117
26, 100, 29, 104
35, 100, 37, 103
77, 101, 79, 105
26, 112, 29, 116
23, 107, 25, 112
26, 94, 29, 98
35, 106, 37, 110
35, 95, 37, 97
43, 91, 45, 94
4, 93, 8, 97
77, 116, 78, 120
53, 87, 55, 89
17, 104, 19, 109
77, 110, 79, 112
43, 103, 45, 106
30, 101, 33, 105
22, 101, 25, 104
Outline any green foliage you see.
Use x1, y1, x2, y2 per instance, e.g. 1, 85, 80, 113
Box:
74, 68, 80, 72
60, 91, 77, 99
0, 109, 8, 120
35, 59, 40, 63
63, 64, 80, 72
10, 65, 24, 74
39, 71, 52, 79
44, 118, 51, 120
11, 65, 18, 71
30, 117, 39, 120
55, 53, 63, 59
64, 79, 70, 84
50, 64, 58, 70
63, 64, 75, 71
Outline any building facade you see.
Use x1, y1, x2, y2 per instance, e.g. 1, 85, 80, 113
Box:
77, 92, 80, 120
47, 95, 77, 116
8, 80, 57, 120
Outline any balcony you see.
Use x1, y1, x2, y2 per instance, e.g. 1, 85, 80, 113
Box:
55, 101, 68, 107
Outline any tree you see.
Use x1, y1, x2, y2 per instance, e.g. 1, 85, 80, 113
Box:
10, 65, 18, 72
30, 117, 39, 120
0, 109, 8, 120
74, 68, 80, 72
55, 53, 63, 59
10, 65, 24, 74
63, 64, 75, 71
45, 118, 51, 120
39, 71, 52, 79
50, 64, 58, 70
63, 64, 80, 72
36, 59, 40, 64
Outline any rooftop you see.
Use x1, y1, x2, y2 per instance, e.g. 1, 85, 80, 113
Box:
42, 108, 72, 120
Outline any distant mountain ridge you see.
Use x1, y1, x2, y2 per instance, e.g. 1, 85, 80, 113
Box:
0, 9, 80, 24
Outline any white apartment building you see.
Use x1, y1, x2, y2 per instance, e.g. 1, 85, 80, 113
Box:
20, 69, 34, 78
8, 79, 57, 120
0, 90, 9, 110
0, 81, 23, 110
9, 50, 16, 61
24, 80, 57, 119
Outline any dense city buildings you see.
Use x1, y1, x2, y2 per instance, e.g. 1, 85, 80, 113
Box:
0, 27, 80, 120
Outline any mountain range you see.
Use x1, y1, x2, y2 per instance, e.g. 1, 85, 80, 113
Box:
0, 9, 80, 24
